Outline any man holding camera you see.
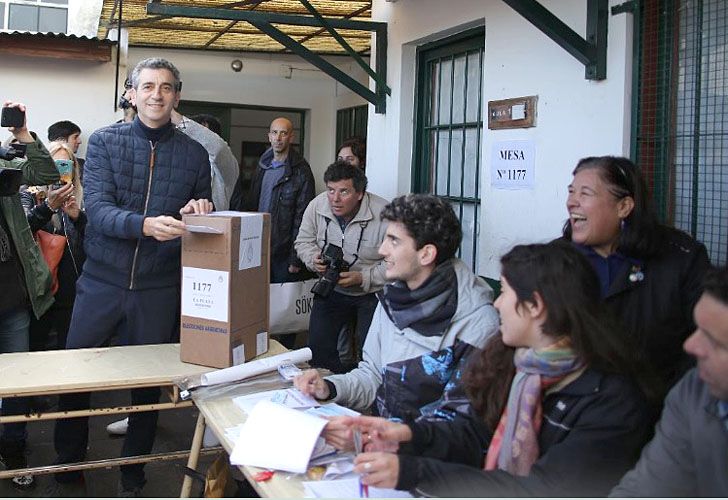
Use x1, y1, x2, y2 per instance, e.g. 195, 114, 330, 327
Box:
295, 160, 389, 373
0, 101, 59, 489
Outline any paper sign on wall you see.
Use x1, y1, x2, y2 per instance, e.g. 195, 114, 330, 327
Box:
490, 140, 536, 190
181, 267, 230, 322
210, 211, 263, 270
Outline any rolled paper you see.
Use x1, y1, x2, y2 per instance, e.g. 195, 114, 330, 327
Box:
200, 347, 312, 386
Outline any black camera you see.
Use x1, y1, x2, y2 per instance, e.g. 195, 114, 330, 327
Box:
0, 144, 27, 197
0, 143, 26, 161
311, 243, 349, 298
1, 107, 25, 128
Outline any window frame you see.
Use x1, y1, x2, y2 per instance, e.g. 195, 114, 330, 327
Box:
412, 26, 485, 272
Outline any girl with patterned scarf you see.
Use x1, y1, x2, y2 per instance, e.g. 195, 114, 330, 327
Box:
342, 242, 657, 497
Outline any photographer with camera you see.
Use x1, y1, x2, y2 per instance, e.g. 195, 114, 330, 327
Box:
0, 101, 59, 489
295, 160, 389, 373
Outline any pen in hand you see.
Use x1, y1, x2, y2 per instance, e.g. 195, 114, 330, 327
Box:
354, 430, 369, 498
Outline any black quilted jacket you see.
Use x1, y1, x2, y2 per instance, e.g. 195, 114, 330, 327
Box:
82, 118, 211, 290
230, 147, 315, 265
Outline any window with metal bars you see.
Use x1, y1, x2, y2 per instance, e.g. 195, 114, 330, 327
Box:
634, 0, 728, 264
413, 28, 485, 272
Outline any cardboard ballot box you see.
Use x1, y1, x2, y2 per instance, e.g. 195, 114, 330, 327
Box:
180, 212, 270, 368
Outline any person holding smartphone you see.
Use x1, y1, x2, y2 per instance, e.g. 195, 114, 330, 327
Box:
0, 101, 59, 490
20, 141, 86, 352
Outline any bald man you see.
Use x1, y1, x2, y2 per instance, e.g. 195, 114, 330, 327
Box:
230, 117, 314, 284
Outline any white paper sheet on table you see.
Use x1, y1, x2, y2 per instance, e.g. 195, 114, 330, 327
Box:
302, 478, 412, 498
224, 424, 244, 443
304, 403, 360, 418
200, 347, 311, 386
230, 400, 327, 473
233, 388, 318, 414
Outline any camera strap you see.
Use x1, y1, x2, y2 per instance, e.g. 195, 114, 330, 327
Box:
322, 217, 368, 268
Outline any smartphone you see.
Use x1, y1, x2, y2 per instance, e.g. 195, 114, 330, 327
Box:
1, 107, 25, 128
54, 159, 73, 184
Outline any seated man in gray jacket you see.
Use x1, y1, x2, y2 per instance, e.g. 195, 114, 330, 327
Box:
295, 194, 499, 448
611, 265, 728, 497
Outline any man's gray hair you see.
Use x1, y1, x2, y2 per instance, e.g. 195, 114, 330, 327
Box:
130, 58, 181, 91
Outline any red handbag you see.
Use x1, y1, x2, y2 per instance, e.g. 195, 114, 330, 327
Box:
35, 230, 66, 295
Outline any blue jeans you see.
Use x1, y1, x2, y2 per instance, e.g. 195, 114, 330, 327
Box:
0, 307, 30, 446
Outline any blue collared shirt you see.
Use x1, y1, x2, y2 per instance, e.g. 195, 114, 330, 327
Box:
572, 243, 641, 298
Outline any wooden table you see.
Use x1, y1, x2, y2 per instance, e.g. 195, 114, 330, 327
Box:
0, 343, 214, 479
185, 341, 310, 498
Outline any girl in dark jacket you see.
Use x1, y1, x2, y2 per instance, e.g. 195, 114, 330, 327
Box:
346, 242, 655, 497
20, 141, 85, 350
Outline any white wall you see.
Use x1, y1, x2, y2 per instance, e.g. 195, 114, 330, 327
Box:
0, 52, 119, 157
367, 0, 633, 278
129, 47, 368, 191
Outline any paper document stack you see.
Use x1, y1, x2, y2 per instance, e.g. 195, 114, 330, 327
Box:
230, 400, 328, 473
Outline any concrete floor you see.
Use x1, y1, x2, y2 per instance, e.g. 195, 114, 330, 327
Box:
0, 389, 222, 498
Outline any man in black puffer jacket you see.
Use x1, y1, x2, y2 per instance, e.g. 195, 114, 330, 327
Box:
51, 58, 212, 497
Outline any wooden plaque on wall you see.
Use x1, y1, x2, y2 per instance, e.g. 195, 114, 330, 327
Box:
487, 96, 538, 129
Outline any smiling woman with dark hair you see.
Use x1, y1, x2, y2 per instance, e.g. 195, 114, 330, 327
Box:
563, 156, 710, 396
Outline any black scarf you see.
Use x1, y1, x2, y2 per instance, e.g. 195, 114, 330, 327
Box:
378, 259, 458, 337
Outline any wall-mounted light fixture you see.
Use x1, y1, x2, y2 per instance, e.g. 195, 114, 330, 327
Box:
230, 59, 243, 72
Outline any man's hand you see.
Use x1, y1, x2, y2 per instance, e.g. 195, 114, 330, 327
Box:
293, 369, 330, 400
354, 452, 400, 489
337, 271, 362, 288
46, 183, 74, 210
288, 264, 301, 274
2, 101, 33, 143
180, 198, 213, 216
313, 255, 327, 274
143, 215, 186, 241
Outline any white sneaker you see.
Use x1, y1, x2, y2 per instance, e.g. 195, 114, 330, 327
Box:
106, 417, 129, 435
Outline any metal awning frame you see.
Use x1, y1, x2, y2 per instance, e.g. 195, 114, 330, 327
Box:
502, 0, 608, 80
145, 1, 390, 113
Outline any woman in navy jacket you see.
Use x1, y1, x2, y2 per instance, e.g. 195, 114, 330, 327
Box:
345, 242, 655, 497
